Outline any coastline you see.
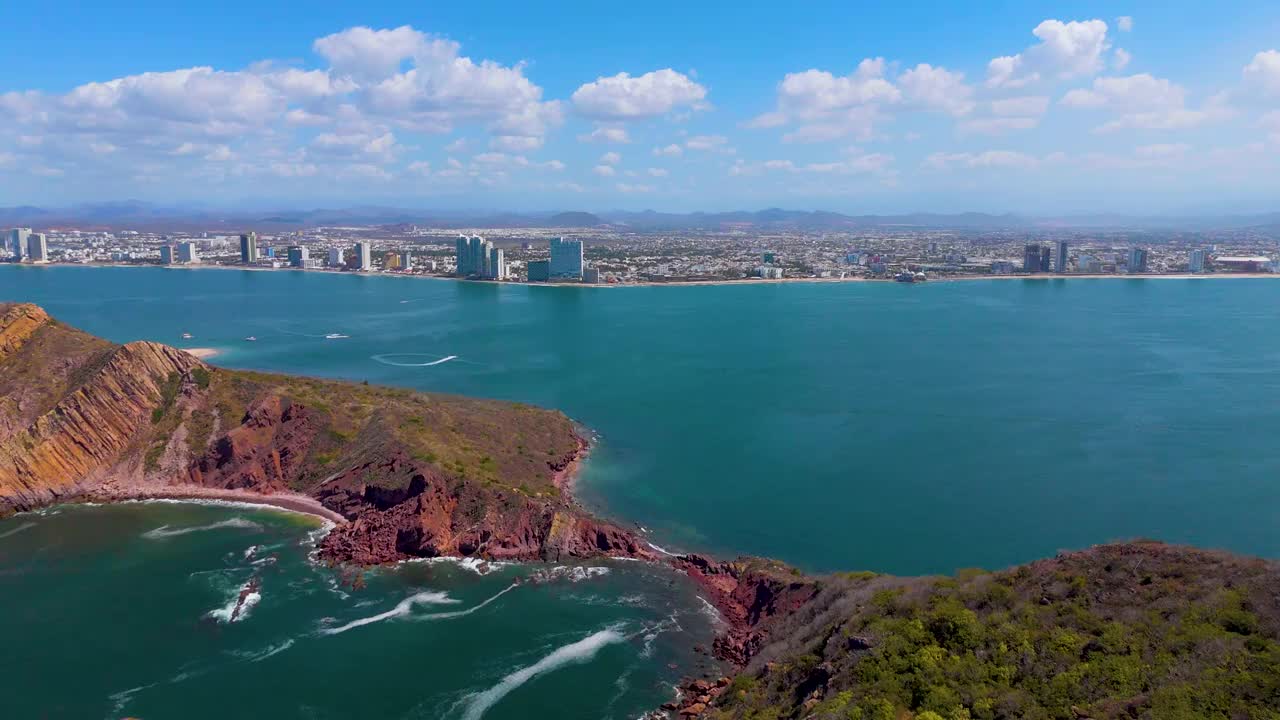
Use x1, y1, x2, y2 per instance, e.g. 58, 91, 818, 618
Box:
20, 261, 1280, 291
179, 347, 220, 359
80, 485, 347, 524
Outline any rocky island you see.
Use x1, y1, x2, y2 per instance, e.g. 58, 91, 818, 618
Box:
4, 302, 1280, 720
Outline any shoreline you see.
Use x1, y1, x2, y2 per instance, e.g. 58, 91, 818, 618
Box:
15, 261, 1280, 290
180, 347, 220, 359
81, 485, 347, 524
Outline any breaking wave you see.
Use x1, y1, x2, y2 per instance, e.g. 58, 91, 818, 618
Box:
455, 626, 625, 720
143, 517, 261, 539
321, 591, 458, 635
0, 522, 36, 540
527, 565, 611, 584
208, 580, 261, 623
371, 353, 459, 367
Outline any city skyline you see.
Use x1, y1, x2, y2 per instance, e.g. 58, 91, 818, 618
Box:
3, 2, 1280, 214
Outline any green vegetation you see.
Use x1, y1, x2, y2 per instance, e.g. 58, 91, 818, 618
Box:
150, 372, 181, 423
706, 543, 1280, 720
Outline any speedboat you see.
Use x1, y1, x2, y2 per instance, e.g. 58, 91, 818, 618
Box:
244, 336, 257, 342
181, 332, 193, 339
324, 333, 349, 339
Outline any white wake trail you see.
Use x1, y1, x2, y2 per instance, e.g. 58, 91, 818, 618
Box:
143, 517, 261, 539
412, 582, 518, 622
456, 626, 626, 720
0, 522, 36, 540
321, 591, 458, 635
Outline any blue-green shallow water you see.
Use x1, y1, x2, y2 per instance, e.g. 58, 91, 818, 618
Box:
0, 503, 718, 719
5, 265, 1280, 575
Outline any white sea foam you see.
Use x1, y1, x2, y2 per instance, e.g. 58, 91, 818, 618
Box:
0, 522, 36, 540
696, 595, 722, 624
529, 565, 611, 584
371, 353, 459, 368
208, 582, 261, 623
234, 638, 295, 663
455, 626, 625, 720
647, 542, 677, 557
404, 555, 510, 575
321, 591, 458, 635
143, 517, 261, 539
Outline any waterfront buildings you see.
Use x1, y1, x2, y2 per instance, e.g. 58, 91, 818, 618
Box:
1023, 244, 1041, 273
176, 241, 199, 263
1040, 246, 1052, 272
8, 228, 30, 261
288, 245, 309, 268
327, 248, 345, 268
354, 241, 372, 271
239, 232, 258, 263
1055, 241, 1069, 274
455, 235, 470, 275
1077, 255, 1101, 273
1189, 248, 1207, 273
488, 247, 505, 280
1128, 248, 1149, 274
549, 237, 584, 280
399, 251, 413, 271
26, 233, 49, 263
527, 259, 550, 282
583, 267, 601, 284
159, 244, 176, 264
756, 266, 785, 279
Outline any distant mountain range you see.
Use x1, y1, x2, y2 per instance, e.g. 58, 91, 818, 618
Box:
3, 201, 1280, 232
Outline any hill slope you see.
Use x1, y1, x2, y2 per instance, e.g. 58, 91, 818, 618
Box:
0, 303, 650, 563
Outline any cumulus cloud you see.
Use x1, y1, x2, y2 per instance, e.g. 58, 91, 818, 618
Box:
1113, 48, 1132, 71
898, 64, 974, 116
685, 134, 732, 152
1116, 16, 1134, 32
592, 164, 616, 176
924, 150, 1040, 170
1060, 73, 1231, 132
578, 125, 630, 144
599, 151, 622, 165
987, 19, 1111, 88
1243, 50, 1280, 96
652, 143, 683, 157
571, 69, 707, 120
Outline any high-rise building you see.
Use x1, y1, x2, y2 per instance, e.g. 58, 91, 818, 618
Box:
1128, 248, 1149, 274
354, 241, 372, 271
527, 259, 550, 282
26, 233, 49, 263
455, 235, 470, 276
239, 232, 258, 263
583, 267, 601, 284
177, 241, 199, 263
1023, 244, 1041, 273
159, 244, 176, 264
399, 251, 413, 271
328, 248, 345, 267
467, 236, 491, 278
1040, 246, 1052, 272
287, 245, 309, 268
1055, 241, 1069, 274
1189, 248, 1207, 273
549, 237, 584, 280
8, 227, 31, 261
487, 246, 505, 279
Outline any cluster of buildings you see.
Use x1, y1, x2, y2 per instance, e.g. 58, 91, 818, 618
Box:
454, 235, 508, 280
5, 227, 50, 263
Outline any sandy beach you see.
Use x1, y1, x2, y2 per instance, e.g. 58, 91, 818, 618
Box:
180, 347, 219, 359
85, 484, 347, 524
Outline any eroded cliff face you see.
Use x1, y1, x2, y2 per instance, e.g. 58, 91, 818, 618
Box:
0, 328, 205, 511
0, 303, 654, 567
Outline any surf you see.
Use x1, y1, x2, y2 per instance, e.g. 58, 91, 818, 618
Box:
320, 591, 459, 635
143, 517, 261, 539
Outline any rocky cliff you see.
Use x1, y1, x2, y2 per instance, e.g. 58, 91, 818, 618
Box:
0, 303, 650, 564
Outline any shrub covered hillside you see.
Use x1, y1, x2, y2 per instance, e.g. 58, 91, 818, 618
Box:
702, 542, 1280, 720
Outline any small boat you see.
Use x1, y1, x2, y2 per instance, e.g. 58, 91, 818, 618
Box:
244, 336, 257, 342
324, 333, 349, 339
181, 332, 193, 339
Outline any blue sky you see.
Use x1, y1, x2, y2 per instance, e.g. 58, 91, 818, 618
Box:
2, 1, 1280, 214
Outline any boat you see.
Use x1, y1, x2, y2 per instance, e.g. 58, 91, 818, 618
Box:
181, 332, 193, 339
324, 333, 349, 339
244, 336, 257, 342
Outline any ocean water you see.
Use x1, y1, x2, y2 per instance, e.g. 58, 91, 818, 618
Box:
6, 265, 1280, 575
0, 503, 718, 719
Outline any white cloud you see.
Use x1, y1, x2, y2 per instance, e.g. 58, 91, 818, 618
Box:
647, 167, 668, 177
959, 117, 1040, 135
652, 143, 683, 157
444, 138, 467, 152
578, 125, 631, 144
571, 69, 707, 120
991, 95, 1050, 116
924, 150, 1040, 170
685, 134, 731, 152
1059, 73, 1231, 132
1243, 50, 1280, 96
592, 164, 616, 176
776, 58, 899, 118
1116, 16, 1134, 32
490, 135, 543, 152
616, 182, 653, 193
898, 64, 974, 116
987, 19, 1111, 88
599, 151, 621, 165
1113, 48, 1131, 71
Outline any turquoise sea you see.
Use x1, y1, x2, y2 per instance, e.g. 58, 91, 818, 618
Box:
5, 265, 1280, 716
